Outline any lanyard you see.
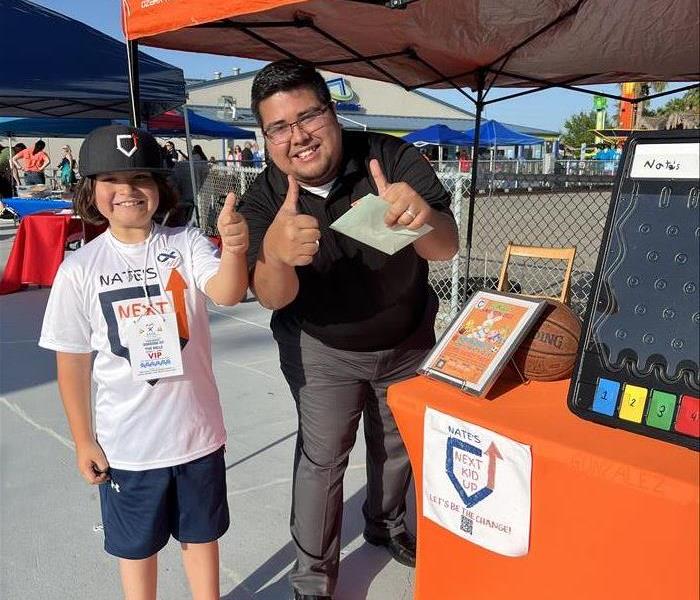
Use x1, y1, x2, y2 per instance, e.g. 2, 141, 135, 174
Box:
106, 224, 172, 313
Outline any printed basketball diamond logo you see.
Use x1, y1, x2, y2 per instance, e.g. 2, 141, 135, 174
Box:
445, 437, 503, 508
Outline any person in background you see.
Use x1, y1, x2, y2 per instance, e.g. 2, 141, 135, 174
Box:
233, 145, 243, 162
458, 149, 472, 173
162, 140, 185, 168
191, 145, 208, 162
57, 145, 78, 193
251, 141, 264, 168
226, 147, 235, 166
0, 144, 12, 198
12, 140, 51, 185
238, 59, 458, 600
9, 144, 26, 194
241, 142, 254, 167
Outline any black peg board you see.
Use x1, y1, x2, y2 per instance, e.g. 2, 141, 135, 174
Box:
568, 130, 699, 450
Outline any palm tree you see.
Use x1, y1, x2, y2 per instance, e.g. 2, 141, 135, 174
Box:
618, 82, 668, 129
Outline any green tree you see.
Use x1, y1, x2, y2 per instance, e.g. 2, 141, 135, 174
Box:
655, 87, 700, 116
561, 110, 598, 149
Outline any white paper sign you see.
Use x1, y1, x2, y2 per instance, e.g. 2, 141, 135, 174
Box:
630, 142, 700, 180
422, 407, 532, 557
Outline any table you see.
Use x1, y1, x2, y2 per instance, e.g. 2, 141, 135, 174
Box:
0, 197, 73, 220
0, 213, 104, 294
388, 376, 699, 600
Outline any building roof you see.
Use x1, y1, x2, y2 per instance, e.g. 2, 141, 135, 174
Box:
186, 70, 257, 90
188, 104, 558, 138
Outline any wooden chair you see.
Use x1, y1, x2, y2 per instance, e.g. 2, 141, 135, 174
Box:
497, 243, 577, 303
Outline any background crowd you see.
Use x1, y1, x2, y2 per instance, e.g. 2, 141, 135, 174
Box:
0, 136, 267, 200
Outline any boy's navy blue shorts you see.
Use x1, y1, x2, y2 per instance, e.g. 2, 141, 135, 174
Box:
98, 446, 229, 560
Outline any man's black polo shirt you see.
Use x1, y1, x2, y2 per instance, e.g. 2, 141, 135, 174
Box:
238, 130, 453, 351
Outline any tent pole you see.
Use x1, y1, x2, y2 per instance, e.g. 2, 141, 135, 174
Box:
183, 106, 198, 226
126, 40, 141, 127
462, 71, 485, 305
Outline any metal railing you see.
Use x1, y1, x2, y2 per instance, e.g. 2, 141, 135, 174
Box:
184, 161, 616, 331
434, 159, 619, 177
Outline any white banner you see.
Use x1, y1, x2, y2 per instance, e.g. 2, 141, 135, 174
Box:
422, 407, 532, 556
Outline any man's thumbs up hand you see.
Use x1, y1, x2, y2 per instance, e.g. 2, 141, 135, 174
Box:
264, 175, 321, 267
217, 192, 249, 256
369, 158, 431, 230
280, 175, 300, 215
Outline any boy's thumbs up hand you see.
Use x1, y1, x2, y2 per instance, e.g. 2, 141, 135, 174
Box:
217, 192, 249, 256
264, 175, 320, 267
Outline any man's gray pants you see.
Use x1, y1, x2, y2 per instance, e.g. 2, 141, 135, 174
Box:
277, 311, 436, 596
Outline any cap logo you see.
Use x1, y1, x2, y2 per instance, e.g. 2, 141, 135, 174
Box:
116, 133, 139, 158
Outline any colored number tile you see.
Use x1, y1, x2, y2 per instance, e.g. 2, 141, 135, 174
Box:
618, 384, 648, 423
591, 378, 620, 416
645, 390, 677, 431
674, 395, 700, 438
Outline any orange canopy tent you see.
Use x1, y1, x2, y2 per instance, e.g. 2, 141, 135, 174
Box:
121, 0, 700, 296
122, 0, 698, 92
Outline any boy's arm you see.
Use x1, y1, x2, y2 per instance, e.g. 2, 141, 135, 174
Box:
56, 352, 110, 485
205, 193, 249, 305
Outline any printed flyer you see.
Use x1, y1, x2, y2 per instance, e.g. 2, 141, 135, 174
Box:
420, 291, 545, 395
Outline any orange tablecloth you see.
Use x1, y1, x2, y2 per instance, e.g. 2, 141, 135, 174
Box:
388, 376, 699, 600
0, 213, 103, 294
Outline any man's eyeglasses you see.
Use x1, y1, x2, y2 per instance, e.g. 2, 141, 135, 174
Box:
263, 103, 332, 144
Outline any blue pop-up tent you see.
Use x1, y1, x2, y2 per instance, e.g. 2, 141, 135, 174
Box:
0, 117, 116, 138
463, 120, 544, 147
146, 110, 256, 139
0, 0, 185, 119
403, 124, 472, 146
0, 109, 255, 139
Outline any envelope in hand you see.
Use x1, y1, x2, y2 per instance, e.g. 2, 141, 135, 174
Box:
329, 194, 433, 255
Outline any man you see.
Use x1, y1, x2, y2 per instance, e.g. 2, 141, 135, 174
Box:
238, 59, 458, 600
241, 141, 255, 167
0, 144, 12, 198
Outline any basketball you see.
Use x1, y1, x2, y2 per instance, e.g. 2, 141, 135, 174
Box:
509, 300, 582, 381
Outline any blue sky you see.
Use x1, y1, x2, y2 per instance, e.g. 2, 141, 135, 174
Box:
35, 0, 691, 132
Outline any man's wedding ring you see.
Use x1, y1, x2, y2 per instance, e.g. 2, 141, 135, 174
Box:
403, 208, 416, 219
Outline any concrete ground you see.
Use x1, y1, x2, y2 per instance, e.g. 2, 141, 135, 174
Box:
0, 219, 415, 599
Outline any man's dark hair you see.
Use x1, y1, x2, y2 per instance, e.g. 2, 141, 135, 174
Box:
251, 59, 331, 125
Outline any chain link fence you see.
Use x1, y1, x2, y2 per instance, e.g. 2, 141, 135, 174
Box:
176, 162, 264, 236
431, 167, 613, 331
183, 160, 615, 332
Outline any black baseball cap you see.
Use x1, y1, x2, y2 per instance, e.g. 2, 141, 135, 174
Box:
79, 124, 166, 177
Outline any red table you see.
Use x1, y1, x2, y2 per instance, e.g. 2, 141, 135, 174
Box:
0, 213, 103, 294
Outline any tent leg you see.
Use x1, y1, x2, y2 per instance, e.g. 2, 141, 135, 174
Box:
462, 73, 485, 305
183, 107, 199, 226
127, 40, 141, 127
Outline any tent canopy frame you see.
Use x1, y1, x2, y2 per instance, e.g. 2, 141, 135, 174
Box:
125, 0, 699, 302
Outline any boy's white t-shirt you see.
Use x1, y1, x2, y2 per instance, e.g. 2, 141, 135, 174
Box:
39, 224, 226, 471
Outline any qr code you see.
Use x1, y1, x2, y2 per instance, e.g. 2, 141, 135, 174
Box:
460, 515, 473, 534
